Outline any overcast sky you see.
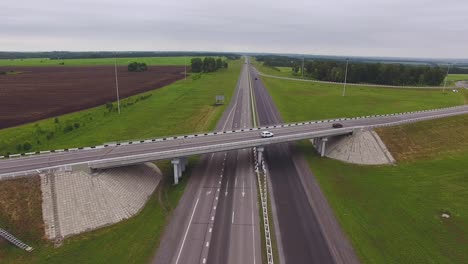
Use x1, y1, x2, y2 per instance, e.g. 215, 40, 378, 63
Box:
1, 0, 467, 58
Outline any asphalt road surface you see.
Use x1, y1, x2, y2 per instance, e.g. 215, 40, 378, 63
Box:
153, 61, 261, 264
250, 66, 360, 264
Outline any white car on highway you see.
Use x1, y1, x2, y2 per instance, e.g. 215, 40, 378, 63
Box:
261, 131, 274, 138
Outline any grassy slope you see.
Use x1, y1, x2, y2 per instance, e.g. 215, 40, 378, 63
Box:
262, 72, 468, 263
0, 60, 241, 155
445, 74, 468, 86
297, 134, 468, 264
262, 76, 464, 122
0, 57, 200, 67
0, 61, 241, 263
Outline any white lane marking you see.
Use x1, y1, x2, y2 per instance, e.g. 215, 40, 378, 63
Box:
213, 206, 216, 210
211, 216, 215, 221
209, 227, 212, 233
206, 242, 210, 247
250, 164, 257, 264
175, 197, 200, 264
232, 211, 235, 224
203, 258, 206, 264
242, 180, 245, 197
225, 179, 229, 196
215, 196, 218, 200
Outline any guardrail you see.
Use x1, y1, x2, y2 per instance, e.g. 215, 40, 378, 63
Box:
1, 104, 465, 161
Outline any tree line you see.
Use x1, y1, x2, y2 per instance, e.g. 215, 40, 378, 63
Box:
257, 55, 468, 86
190, 57, 228, 73
0, 51, 241, 60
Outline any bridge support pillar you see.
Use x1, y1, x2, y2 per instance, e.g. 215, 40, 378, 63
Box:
257, 147, 265, 166
320, 138, 328, 157
171, 158, 181, 185
180, 157, 188, 173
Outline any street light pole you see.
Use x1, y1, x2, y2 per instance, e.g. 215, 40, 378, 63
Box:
443, 63, 452, 93
302, 56, 304, 79
342, 58, 349, 97
114, 56, 121, 114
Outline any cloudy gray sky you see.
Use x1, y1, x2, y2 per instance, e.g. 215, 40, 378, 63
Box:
1, 0, 467, 58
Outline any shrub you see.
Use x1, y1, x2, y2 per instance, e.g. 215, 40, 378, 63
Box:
46, 132, 55, 140
73, 122, 80, 129
54, 117, 59, 123
128, 62, 148, 72
63, 125, 74, 133
23, 142, 32, 151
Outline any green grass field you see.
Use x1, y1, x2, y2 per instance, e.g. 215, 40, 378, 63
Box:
262, 71, 468, 263
0, 60, 241, 156
445, 74, 468, 86
0, 60, 241, 263
0, 57, 202, 67
260, 76, 464, 122
296, 114, 468, 263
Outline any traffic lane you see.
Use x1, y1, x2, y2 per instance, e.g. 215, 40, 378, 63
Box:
207, 150, 238, 264
266, 144, 334, 264
172, 152, 225, 264
228, 149, 260, 264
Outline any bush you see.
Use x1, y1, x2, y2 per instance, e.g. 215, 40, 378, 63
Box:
46, 132, 55, 140
54, 117, 59, 123
128, 62, 148, 72
23, 142, 32, 151
63, 125, 74, 133
74, 122, 80, 129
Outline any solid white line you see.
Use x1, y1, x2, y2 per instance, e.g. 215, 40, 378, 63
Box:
175, 196, 200, 264
243, 180, 245, 197
250, 163, 256, 264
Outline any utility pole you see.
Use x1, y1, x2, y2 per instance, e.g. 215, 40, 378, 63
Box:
302, 56, 304, 79
342, 58, 349, 97
443, 63, 452, 93
114, 56, 121, 114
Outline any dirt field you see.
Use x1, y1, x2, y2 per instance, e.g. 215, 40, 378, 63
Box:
0, 66, 184, 129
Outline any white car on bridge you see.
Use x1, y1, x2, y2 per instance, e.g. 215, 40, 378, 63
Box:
261, 131, 274, 138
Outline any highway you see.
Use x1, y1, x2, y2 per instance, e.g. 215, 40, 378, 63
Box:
1, 103, 468, 178
250, 66, 361, 264
153, 61, 261, 264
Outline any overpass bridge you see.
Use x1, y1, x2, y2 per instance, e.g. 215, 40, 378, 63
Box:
0, 105, 467, 183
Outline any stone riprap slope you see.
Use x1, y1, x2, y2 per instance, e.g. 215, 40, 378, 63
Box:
41, 163, 161, 240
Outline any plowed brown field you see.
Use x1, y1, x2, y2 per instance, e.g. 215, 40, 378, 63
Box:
0, 66, 184, 129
